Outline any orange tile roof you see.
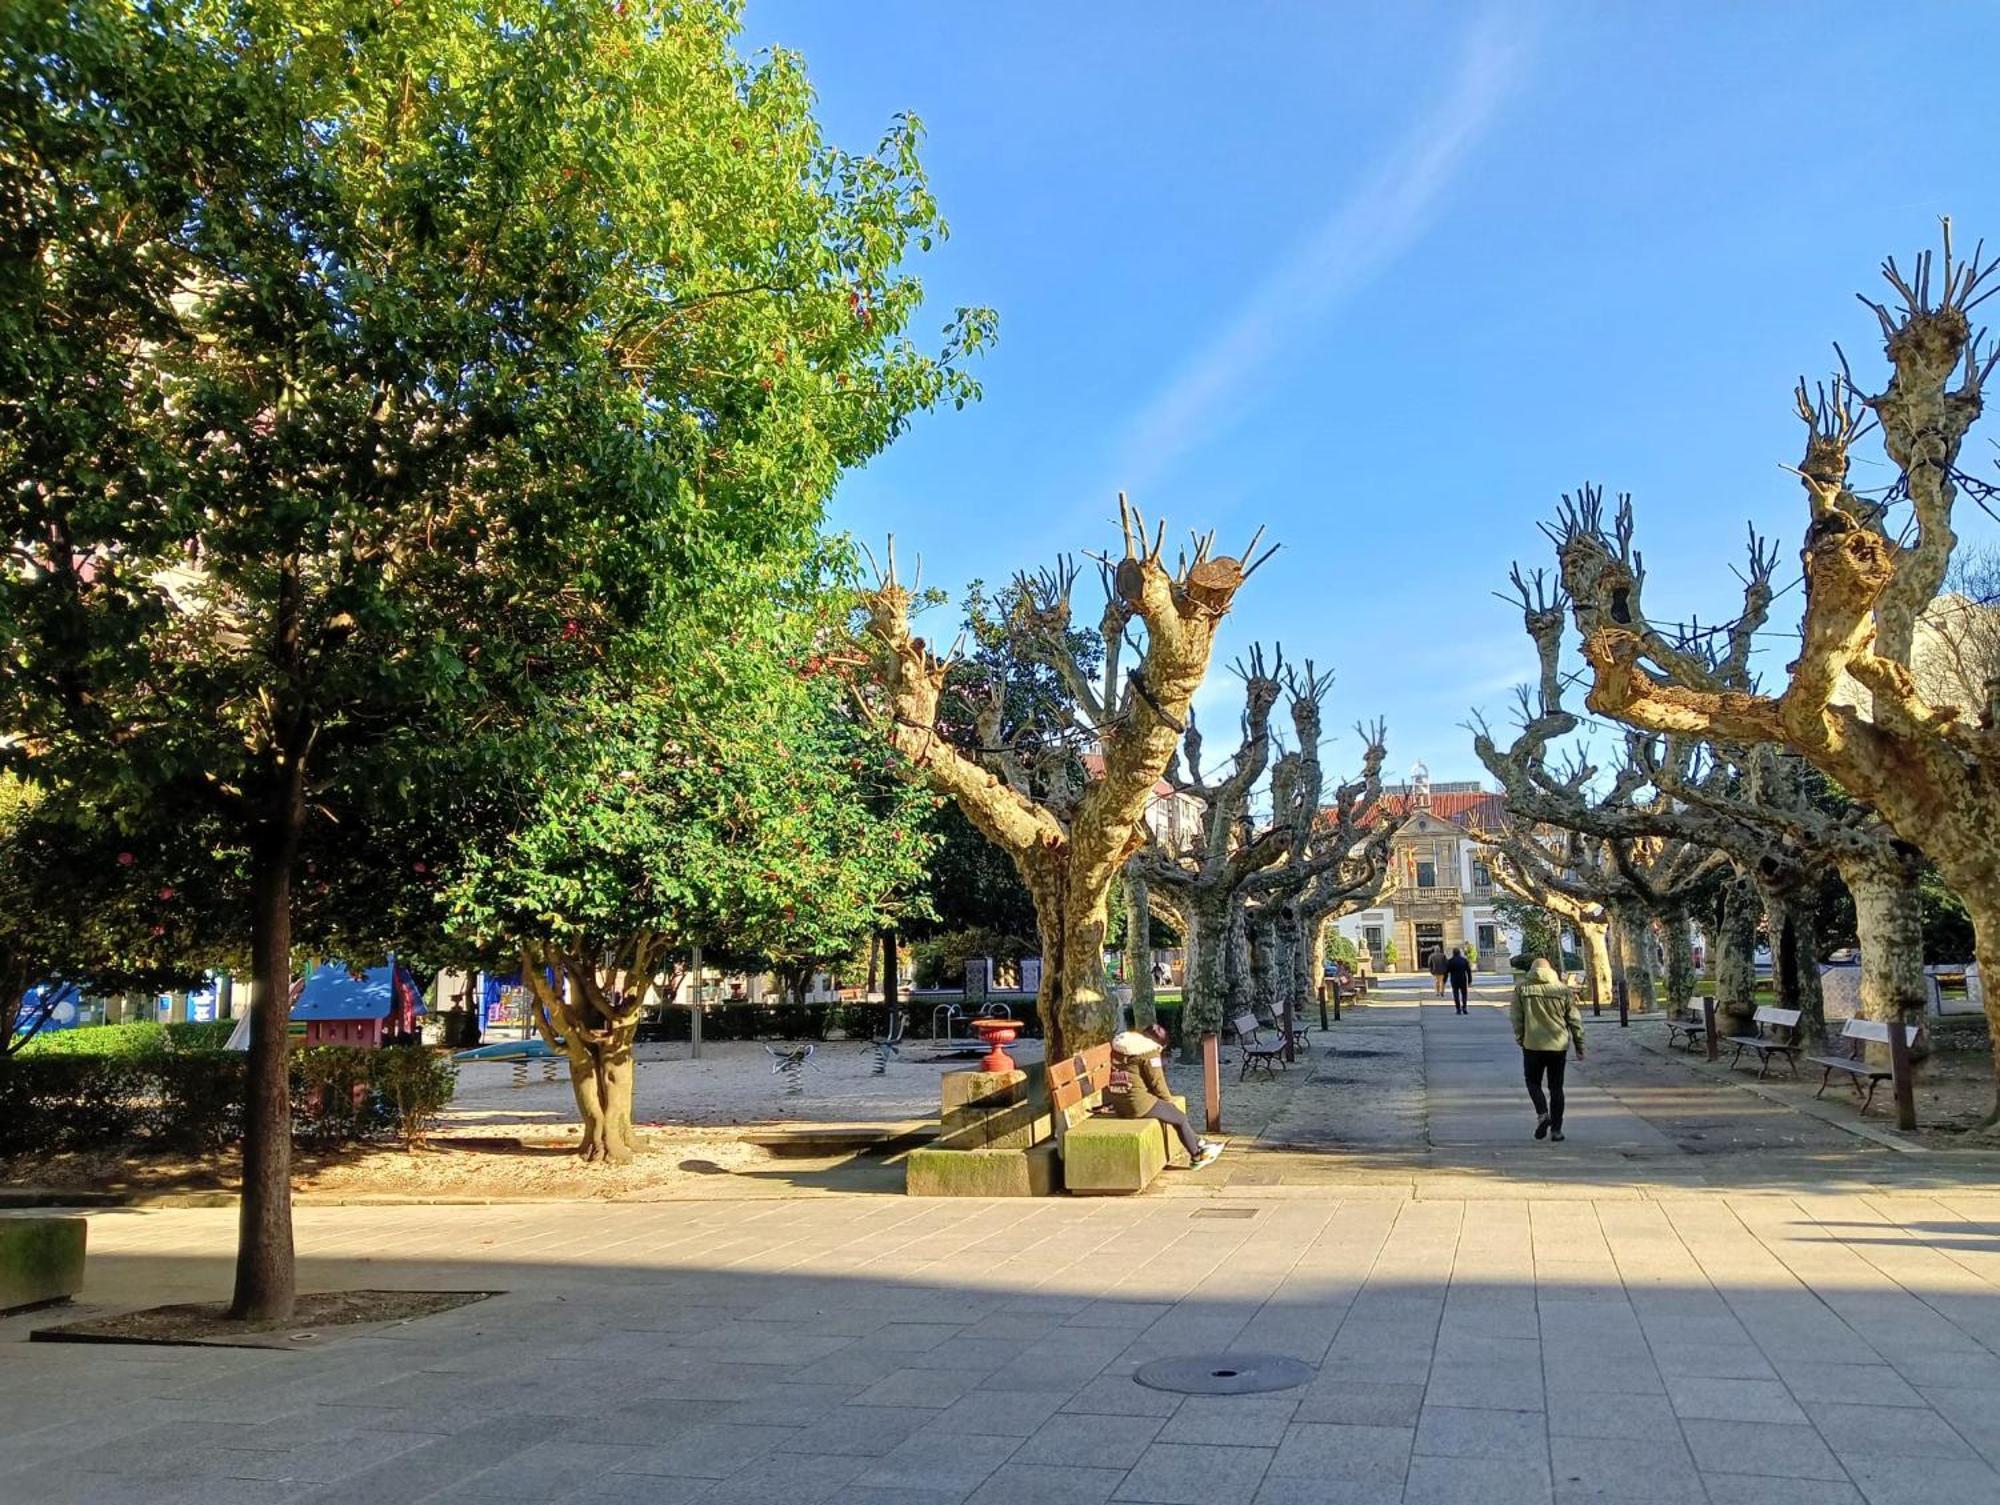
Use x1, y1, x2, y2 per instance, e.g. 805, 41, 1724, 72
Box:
1366, 789, 1507, 830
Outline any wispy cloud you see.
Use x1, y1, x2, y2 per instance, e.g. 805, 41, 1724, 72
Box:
1106, 10, 1531, 495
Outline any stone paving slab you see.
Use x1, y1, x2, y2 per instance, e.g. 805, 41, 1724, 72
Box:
6, 1187, 2000, 1505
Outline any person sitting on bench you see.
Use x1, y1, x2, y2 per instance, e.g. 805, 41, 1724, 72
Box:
1107, 1026, 1222, 1168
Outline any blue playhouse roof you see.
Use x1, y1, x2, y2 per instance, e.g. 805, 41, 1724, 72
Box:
289, 962, 424, 1022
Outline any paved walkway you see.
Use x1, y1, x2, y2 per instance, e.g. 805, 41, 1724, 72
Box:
10, 1189, 2000, 1504
10, 975, 2000, 1504
1199, 975, 1976, 1197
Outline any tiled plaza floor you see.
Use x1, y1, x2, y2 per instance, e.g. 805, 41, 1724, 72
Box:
9, 1183, 2000, 1503
8, 974, 2000, 1504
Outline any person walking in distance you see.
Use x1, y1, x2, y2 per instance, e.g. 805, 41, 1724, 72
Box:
1511, 957, 1585, 1141
1429, 946, 1449, 997
1445, 946, 1473, 1014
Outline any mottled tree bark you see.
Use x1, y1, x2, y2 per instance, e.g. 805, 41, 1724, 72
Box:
859, 505, 1259, 1061
1661, 906, 1697, 1015
1837, 846, 1931, 1062
1125, 873, 1156, 1030
1714, 874, 1762, 1035
1557, 234, 2000, 1121
1611, 905, 1656, 1013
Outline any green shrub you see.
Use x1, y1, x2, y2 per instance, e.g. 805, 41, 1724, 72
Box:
0, 1043, 455, 1156
149, 1051, 249, 1149
294, 1047, 391, 1143
1326, 935, 1361, 967
164, 1020, 236, 1052
372, 1046, 457, 1148
18, 1021, 168, 1058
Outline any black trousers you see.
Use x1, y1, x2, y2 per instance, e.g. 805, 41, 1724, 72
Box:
1450, 978, 1469, 1010
1145, 1100, 1203, 1157
1523, 1049, 1568, 1128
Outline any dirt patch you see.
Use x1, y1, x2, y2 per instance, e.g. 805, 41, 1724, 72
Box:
0, 1120, 886, 1203
31, 1288, 495, 1349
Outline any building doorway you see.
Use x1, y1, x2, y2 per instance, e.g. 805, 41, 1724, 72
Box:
1415, 923, 1445, 971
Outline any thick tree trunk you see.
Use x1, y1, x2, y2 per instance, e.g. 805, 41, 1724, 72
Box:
1970, 905, 2000, 1130
1761, 885, 1827, 1042
1247, 908, 1281, 1025
1034, 877, 1118, 1063
231, 805, 302, 1323
1125, 873, 1156, 1030
1177, 895, 1231, 1063
1714, 876, 1761, 1035
1224, 903, 1251, 1021
566, 1019, 640, 1164
1837, 850, 1929, 1058
1611, 906, 1656, 1013
1579, 919, 1612, 1012
1662, 908, 1697, 1015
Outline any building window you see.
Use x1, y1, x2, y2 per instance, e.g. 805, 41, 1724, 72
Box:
1472, 862, 1491, 889
1416, 862, 1436, 889
1364, 926, 1383, 952
1478, 923, 1498, 953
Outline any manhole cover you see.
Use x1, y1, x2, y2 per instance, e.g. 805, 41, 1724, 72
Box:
1132, 1353, 1314, 1396
1190, 1207, 1259, 1219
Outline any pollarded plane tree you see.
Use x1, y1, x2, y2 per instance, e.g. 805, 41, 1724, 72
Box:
1477, 826, 1613, 1009
1558, 231, 2000, 1118
1469, 567, 1731, 1015
1475, 547, 1833, 1033
1272, 731, 1397, 1024
857, 503, 1273, 1059
1126, 645, 1293, 1056
1553, 489, 1933, 1041
1239, 694, 1396, 1039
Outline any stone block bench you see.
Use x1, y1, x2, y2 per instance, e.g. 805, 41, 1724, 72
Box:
1, 1216, 87, 1313
1049, 1044, 1191, 1195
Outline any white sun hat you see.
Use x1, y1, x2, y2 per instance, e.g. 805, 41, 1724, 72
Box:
1112, 1030, 1163, 1057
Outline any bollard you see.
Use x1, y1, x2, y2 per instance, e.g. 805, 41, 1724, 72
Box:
1615, 977, 1629, 1029
1281, 996, 1295, 1063
1887, 1017, 1917, 1131
1318, 982, 1329, 1032
1202, 1032, 1221, 1135
1701, 997, 1719, 1062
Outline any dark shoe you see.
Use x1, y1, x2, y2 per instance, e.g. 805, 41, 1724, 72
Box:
1534, 1115, 1550, 1140
1550, 1128, 1566, 1142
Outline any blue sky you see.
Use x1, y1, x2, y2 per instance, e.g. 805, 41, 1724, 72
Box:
740, 2, 2000, 783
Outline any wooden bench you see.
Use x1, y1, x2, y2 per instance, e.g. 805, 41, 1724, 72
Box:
1663, 1001, 1712, 1052
1047, 1043, 1191, 1194
1230, 1012, 1288, 1080
1724, 1006, 1802, 1079
1808, 1018, 1921, 1117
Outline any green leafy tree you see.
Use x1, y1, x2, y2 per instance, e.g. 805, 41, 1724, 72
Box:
0, 0, 987, 1315
0, 776, 227, 1051
444, 613, 935, 1162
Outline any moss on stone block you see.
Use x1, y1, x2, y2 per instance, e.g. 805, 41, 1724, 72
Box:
938, 1095, 1055, 1151
1062, 1117, 1167, 1195
940, 1068, 1026, 1118
906, 1142, 1059, 1197
0, 1217, 86, 1313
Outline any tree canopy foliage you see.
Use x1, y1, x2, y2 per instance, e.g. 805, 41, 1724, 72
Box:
0, 0, 990, 1314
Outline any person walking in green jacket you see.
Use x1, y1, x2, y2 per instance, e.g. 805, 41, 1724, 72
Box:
1510, 957, 1585, 1141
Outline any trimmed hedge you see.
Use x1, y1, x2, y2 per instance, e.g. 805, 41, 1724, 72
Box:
0, 1045, 456, 1156
18, 1019, 238, 1058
